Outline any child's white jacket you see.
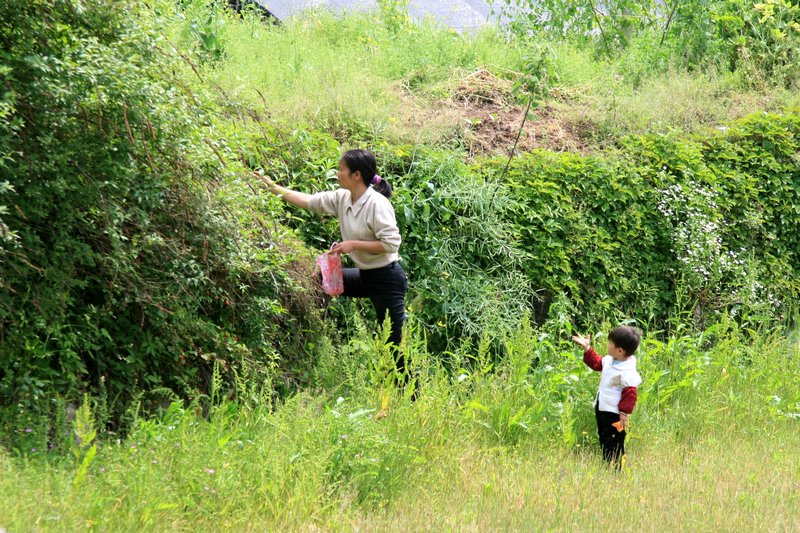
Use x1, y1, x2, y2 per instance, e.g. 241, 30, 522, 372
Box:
596, 355, 641, 413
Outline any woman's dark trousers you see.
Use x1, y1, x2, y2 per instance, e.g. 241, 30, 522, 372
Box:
342, 262, 409, 382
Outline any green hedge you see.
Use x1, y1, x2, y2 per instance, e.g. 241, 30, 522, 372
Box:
250, 110, 799, 349
0, 0, 323, 437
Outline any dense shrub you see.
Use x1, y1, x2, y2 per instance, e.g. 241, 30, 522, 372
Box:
251, 111, 799, 348
485, 111, 800, 328
0, 0, 323, 436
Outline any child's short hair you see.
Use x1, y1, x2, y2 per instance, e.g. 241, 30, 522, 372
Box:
608, 326, 641, 356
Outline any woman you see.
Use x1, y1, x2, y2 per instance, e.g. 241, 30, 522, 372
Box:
259, 149, 409, 379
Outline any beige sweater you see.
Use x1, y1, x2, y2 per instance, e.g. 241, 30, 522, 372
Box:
307, 187, 401, 270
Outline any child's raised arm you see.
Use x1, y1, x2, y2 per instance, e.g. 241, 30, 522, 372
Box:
572, 334, 602, 371
572, 334, 591, 351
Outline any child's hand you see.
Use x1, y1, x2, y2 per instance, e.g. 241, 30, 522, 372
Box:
571, 334, 591, 351
619, 412, 629, 430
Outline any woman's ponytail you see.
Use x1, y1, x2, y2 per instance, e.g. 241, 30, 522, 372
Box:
369, 173, 393, 198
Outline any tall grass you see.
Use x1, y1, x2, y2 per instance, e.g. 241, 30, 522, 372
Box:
2, 319, 798, 530
548, 40, 800, 144
556, 69, 800, 145
166, 4, 800, 149
182, 7, 524, 143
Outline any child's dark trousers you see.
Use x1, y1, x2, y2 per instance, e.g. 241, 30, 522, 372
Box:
595, 402, 626, 467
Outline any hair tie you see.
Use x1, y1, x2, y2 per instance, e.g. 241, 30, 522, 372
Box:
371, 174, 382, 185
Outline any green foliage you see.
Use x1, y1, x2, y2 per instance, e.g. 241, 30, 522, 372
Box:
497, 0, 688, 52
1, 0, 799, 449
474, 110, 800, 328
179, 0, 228, 62
378, 0, 411, 34
2, 321, 800, 529
514, 44, 560, 106
245, 108, 799, 351
0, 0, 324, 436
500, 0, 800, 89
200, 7, 525, 144
71, 395, 98, 490
715, 0, 800, 88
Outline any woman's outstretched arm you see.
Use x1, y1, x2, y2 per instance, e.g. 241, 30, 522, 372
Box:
257, 172, 311, 210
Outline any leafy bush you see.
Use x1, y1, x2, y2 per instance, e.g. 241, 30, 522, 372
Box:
2, 0, 798, 444
247, 108, 799, 350
0, 0, 323, 438
715, 0, 800, 88
500, 0, 800, 89
488, 111, 800, 327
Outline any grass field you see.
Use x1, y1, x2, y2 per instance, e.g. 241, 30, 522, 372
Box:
2, 324, 799, 531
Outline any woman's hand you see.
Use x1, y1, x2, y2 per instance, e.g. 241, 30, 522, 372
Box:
571, 334, 591, 351
330, 241, 356, 255
330, 241, 386, 255
255, 171, 279, 194
254, 171, 311, 209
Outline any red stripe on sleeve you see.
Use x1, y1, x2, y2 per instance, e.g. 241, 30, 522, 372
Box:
583, 347, 603, 371
619, 387, 638, 414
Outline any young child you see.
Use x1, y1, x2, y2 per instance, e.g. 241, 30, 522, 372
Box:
572, 326, 642, 467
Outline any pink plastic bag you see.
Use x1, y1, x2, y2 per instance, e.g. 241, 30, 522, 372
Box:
316, 244, 344, 296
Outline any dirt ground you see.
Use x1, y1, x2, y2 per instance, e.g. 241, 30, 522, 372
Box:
449, 68, 588, 157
